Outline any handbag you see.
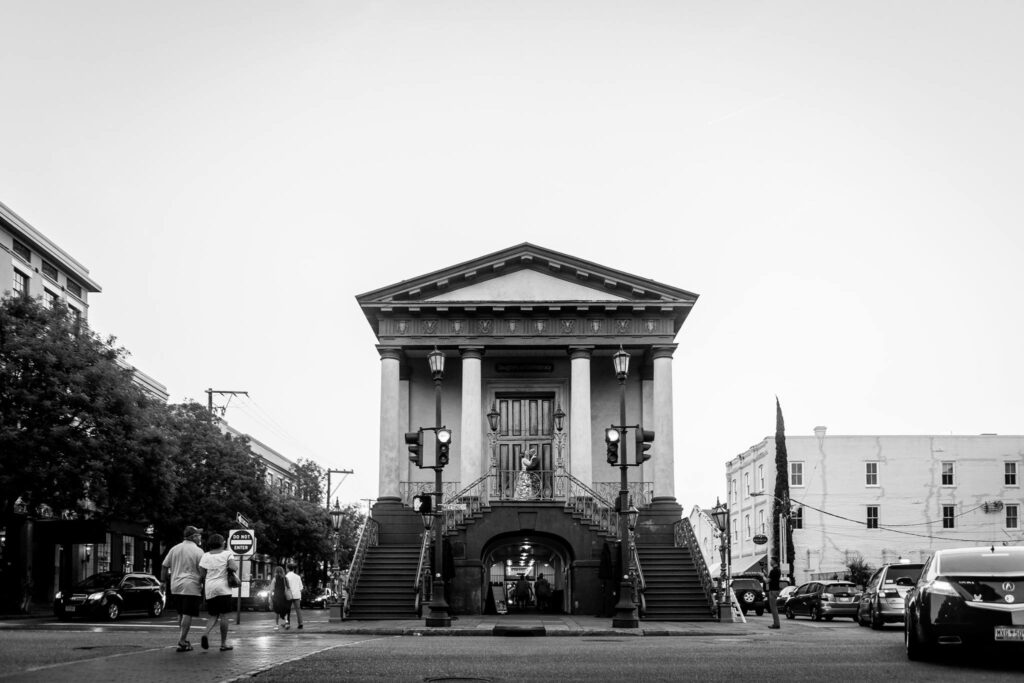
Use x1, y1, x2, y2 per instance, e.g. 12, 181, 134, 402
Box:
227, 566, 240, 589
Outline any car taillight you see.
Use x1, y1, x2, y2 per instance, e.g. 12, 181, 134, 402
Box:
882, 590, 900, 598
930, 579, 958, 596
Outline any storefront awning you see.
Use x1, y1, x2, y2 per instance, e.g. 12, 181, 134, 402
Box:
736, 553, 767, 575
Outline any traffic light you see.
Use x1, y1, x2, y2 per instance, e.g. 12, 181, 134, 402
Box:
405, 430, 423, 467
413, 493, 432, 515
436, 427, 452, 466
635, 428, 655, 464
605, 427, 621, 465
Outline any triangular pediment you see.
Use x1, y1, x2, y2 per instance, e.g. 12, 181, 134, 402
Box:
356, 242, 698, 306
425, 269, 629, 303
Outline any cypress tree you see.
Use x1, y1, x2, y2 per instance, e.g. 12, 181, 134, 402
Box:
772, 397, 795, 576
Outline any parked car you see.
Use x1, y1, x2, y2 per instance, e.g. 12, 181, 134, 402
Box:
730, 576, 766, 616
53, 571, 165, 622
905, 545, 1024, 660
857, 561, 923, 629
776, 585, 798, 610
242, 579, 272, 611
785, 580, 859, 621
302, 588, 335, 609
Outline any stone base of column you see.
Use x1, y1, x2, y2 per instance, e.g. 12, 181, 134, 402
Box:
639, 496, 684, 544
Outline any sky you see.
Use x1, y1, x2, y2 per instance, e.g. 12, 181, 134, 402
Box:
3, 1, 1023, 513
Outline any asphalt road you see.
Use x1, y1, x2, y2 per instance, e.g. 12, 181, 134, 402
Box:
0, 611, 1021, 682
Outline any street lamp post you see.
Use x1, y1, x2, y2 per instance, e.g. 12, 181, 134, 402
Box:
610, 347, 639, 628
709, 498, 731, 622
552, 404, 566, 469
329, 499, 344, 620
425, 348, 452, 627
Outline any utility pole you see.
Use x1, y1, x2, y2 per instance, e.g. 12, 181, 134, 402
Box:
326, 469, 354, 510
205, 388, 248, 416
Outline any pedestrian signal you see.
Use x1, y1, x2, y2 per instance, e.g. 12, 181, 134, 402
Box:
413, 494, 432, 515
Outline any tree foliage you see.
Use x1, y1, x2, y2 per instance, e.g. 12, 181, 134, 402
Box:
845, 553, 875, 588
772, 397, 796, 572
0, 295, 169, 523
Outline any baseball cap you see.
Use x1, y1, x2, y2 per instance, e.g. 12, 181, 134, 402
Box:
183, 525, 203, 537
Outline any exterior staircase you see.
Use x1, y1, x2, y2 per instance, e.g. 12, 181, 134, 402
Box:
346, 544, 419, 620
637, 544, 717, 621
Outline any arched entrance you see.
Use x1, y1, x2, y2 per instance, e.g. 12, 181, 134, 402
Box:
480, 531, 574, 615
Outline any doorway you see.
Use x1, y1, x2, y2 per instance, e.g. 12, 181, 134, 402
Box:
481, 532, 572, 615
491, 394, 557, 499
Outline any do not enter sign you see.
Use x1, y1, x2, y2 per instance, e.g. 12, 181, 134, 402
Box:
227, 529, 257, 557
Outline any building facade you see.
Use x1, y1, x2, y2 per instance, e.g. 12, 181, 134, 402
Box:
726, 427, 1024, 584
353, 243, 714, 620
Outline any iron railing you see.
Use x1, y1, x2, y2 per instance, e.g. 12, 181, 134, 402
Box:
593, 481, 655, 508
675, 517, 717, 618
342, 515, 379, 619
413, 528, 432, 615
442, 471, 491, 533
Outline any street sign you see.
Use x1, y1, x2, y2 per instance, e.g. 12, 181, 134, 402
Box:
227, 529, 257, 557
236, 512, 251, 529
441, 503, 467, 511
753, 534, 768, 545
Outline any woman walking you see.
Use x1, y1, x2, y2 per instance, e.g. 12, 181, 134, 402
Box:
271, 565, 291, 629
198, 533, 238, 651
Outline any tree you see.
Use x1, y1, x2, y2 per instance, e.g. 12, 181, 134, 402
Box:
845, 553, 875, 588
0, 295, 166, 524
772, 397, 796, 577
292, 459, 325, 506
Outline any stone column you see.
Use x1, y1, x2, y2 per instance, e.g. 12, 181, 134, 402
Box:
651, 345, 678, 499
459, 346, 484, 491
568, 346, 594, 486
377, 347, 403, 500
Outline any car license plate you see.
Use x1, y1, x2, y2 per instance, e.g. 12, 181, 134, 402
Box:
838, 597, 851, 602
65, 606, 75, 613
994, 626, 1024, 642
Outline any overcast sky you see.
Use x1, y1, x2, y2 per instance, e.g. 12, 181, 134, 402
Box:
3, 1, 1022, 513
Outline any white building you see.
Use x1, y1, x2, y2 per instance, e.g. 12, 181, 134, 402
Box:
726, 427, 1024, 584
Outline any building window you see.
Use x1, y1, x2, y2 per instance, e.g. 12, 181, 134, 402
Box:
1007, 505, 1019, 530
758, 509, 765, 533
758, 464, 764, 491
12, 239, 30, 261
744, 514, 751, 539
744, 473, 749, 497
12, 270, 28, 297
1006, 462, 1018, 487
792, 507, 803, 530
731, 518, 737, 542
96, 533, 112, 573
866, 506, 879, 529
67, 305, 82, 324
123, 536, 135, 571
942, 505, 956, 529
790, 462, 804, 487
66, 280, 82, 299
43, 289, 60, 308
865, 462, 878, 486
41, 261, 58, 281
731, 479, 737, 504
941, 462, 955, 486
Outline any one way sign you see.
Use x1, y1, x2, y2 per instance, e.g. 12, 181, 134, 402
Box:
236, 512, 251, 529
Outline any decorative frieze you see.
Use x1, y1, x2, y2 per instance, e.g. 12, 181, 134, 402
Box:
379, 317, 668, 337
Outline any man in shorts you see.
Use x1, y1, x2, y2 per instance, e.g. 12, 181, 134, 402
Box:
161, 525, 204, 651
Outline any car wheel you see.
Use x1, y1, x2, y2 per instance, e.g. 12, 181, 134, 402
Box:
857, 607, 869, 627
870, 607, 884, 630
811, 606, 822, 621
755, 607, 764, 616
785, 605, 795, 620
105, 601, 120, 622
148, 598, 164, 617
740, 591, 756, 604
905, 614, 932, 661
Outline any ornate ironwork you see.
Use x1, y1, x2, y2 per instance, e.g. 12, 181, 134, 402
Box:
593, 481, 654, 508
342, 516, 379, 619
414, 528, 432, 614
675, 518, 717, 618
399, 480, 461, 507
442, 472, 490, 534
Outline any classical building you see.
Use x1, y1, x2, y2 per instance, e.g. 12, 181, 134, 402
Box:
726, 427, 1024, 584
351, 243, 716, 621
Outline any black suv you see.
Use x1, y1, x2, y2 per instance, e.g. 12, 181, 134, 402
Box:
54, 572, 165, 621
730, 575, 766, 616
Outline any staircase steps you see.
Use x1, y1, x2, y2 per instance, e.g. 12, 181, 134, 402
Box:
637, 545, 716, 621
346, 544, 420, 620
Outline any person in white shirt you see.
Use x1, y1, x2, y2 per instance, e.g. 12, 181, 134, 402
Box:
285, 563, 304, 629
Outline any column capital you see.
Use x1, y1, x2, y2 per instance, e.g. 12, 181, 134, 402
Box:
650, 344, 678, 361
376, 346, 404, 362
459, 346, 485, 360
568, 345, 595, 361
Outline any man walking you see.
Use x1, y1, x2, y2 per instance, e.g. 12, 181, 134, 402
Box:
285, 563, 304, 629
766, 557, 782, 629
161, 526, 204, 651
